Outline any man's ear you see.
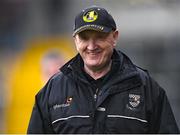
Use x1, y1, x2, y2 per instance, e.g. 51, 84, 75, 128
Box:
73, 35, 79, 51
114, 30, 119, 40
113, 30, 119, 47
73, 35, 77, 42
73, 35, 77, 44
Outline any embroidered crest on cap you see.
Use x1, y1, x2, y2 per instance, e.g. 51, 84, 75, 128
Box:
83, 10, 98, 22
129, 94, 140, 108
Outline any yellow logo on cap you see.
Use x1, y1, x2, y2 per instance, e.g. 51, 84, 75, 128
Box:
83, 10, 98, 22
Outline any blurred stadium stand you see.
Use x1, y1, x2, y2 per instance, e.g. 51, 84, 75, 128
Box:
0, 0, 179, 133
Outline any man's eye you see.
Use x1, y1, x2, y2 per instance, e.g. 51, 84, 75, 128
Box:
81, 36, 88, 40
97, 35, 105, 39
97, 33, 109, 39
79, 34, 89, 40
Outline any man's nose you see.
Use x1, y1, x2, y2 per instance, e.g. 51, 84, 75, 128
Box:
87, 38, 97, 50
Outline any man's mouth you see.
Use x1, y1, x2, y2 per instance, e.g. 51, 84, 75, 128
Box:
87, 50, 102, 55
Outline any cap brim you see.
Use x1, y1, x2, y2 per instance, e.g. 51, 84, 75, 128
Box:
73, 25, 112, 36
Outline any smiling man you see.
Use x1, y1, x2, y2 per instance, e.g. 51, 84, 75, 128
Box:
27, 6, 179, 133
74, 30, 118, 79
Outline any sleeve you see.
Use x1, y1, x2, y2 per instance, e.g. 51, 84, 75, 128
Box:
159, 90, 179, 133
27, 73, 61, 133
27, 98, 45, 133
148, 82, 179, 133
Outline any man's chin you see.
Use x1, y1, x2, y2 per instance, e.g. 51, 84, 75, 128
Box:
86, 62, 100, 67
85, 63, 102, 71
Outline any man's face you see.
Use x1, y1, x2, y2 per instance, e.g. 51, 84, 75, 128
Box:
74, 30, 118, 70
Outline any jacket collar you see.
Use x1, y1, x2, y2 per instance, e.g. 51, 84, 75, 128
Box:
60, 49, 121, 79
60, 49, 141, 87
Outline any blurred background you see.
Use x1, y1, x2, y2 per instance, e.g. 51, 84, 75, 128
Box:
0, 0, 179, 133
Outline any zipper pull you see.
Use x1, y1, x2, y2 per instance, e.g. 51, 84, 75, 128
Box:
94, 88, 98, 101
94, 94, 97, 101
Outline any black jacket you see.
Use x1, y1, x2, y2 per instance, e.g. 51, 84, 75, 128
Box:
27, 50, 179, 133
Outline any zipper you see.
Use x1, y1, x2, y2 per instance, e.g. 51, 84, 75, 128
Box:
94, 88, 99, 102
92, 88, 99, 133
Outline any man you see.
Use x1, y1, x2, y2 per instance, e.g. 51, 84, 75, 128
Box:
27, 6, 179, 133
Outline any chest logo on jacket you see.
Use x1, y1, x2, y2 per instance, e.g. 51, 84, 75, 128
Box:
129, 94, 140, 108
53, 97, 73, 110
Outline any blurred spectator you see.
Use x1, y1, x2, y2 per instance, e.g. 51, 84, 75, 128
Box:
40, 50, 65, 83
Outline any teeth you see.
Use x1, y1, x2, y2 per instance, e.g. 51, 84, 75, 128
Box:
89, 52, 98, 55
88, 51, 100, 54
87, 50, 101, 55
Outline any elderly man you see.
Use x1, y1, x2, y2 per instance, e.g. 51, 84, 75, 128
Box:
27, 5, 179, 133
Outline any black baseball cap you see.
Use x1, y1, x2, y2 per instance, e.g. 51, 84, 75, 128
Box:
73, 5, 116, 36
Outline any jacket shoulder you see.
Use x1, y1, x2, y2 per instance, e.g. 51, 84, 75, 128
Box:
135, 66, 167, 101
35, 71, 65, 104
135, 66, 150, 85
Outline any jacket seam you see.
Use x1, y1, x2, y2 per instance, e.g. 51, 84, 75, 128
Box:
52, 115, 90, 124
107, 114, 148, 123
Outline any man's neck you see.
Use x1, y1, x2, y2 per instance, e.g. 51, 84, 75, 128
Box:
84, 60, 112, 80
